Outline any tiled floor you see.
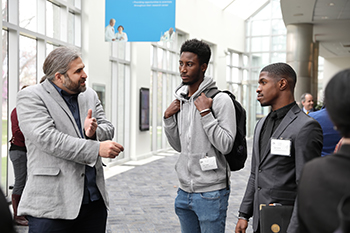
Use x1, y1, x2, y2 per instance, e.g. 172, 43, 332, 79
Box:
14, 139, 254, 233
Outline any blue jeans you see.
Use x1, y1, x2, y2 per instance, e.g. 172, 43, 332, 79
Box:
175, 188, 230, 233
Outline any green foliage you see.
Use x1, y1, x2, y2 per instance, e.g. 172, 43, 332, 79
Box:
315, 101, 324, 110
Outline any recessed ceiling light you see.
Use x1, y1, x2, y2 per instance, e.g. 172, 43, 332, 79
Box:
329, 3, 335, 6
321, 16, 329, 19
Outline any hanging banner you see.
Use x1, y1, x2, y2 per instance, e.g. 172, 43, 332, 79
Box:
105, 0, 176, 42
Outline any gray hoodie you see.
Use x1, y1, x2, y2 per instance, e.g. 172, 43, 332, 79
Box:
164, 76, 236, 193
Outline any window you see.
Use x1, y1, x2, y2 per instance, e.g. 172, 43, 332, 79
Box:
251, 20, 271, 36
46, 1, 61, 40
317, 57, 324, 105
272, 36, 286, 51
150, 32, 184, 151
19, 0, 37, 32
1, 30, 8, 191
244, 0, 287, 136
251, 37, 270, 51
19, 36, 37, 87
117, 63, 126, 150
2, 0, 7, 21
226, 51, 247, 103
68, 11, 75, 45
110, 42, 131, 164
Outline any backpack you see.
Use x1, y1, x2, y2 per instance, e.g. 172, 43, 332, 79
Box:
207, 88, 247, 171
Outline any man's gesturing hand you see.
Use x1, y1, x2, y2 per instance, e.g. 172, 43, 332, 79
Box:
84, 109, 97, 138
99, 141, 124, 158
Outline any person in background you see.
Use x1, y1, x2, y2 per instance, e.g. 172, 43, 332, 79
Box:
16, 47, 124, 233
298, 69, 350, 233
163, 39, 236, 233
235, 63, 323, 233
115, 25, 128, 42
105, 18, 116, 42
309, 105, 341, 156
300, 93, 315, 114
9, 85, 29, 226
160, 27, 175, 42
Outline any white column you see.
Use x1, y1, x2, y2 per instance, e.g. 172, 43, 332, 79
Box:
286, 23, 318, 104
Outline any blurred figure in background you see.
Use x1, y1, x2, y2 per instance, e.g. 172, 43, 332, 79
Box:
309, 105, 341, 156
115, 25, 128, 42
298, 69, 350, 233
105, 18, 116, 42
300, 93, 315, 114
9, 85, 29, 226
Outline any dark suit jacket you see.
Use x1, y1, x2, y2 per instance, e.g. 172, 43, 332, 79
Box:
239, 104, 323, 233
298, 144, 350, 233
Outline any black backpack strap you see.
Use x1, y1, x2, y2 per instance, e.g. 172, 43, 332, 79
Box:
206, 88, 221, 118
206, 87, 221, 99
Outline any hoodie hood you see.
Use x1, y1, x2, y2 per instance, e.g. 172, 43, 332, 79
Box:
174, 76, 217, 101
172, 76, 217, 145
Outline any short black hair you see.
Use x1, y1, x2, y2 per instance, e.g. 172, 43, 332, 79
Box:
261, 62, 297, 91
325, 69, 350, 137
180, 39, 211, 66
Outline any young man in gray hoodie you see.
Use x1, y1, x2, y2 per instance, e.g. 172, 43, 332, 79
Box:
163, 39, 237, 233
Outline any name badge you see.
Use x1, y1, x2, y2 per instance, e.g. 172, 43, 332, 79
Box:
199, 156, 218, 171
271, 139, 291, 156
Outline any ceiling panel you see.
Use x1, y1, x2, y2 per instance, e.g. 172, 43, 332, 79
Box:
281, 0, 350, 58
206, 0, 269, 19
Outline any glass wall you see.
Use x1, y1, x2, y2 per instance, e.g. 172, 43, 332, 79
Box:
1, 30, 8, 191
243, 0, 287, 136
19, 0, 37, 32
1, 0, 82, 194
226, 51, 259, 136
242, 0, 323, 135
317, 56, 324, 106
150, 33, 186, 151
19, 36, 37, 87
2, 0, 7, 21
110, 42, 131, 164
46, 1, 61, 40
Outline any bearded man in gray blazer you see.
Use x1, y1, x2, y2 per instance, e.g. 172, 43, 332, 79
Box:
235, 63, 323, 233
16, 47, 124, 233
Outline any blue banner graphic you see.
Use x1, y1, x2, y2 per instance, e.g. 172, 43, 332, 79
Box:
105, 0, 176, 42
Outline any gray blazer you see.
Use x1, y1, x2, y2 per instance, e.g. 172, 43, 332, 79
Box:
16, 79, 114, 220
239, 104, 323, 233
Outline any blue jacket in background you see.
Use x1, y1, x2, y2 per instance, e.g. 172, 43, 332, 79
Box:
309, 107, 341, 156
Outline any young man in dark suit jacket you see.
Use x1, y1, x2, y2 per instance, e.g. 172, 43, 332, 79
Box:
298, 69, 350, 233
235, 63, 323, 233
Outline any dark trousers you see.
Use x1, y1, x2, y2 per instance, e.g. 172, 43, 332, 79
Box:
27, 199, 107, 233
